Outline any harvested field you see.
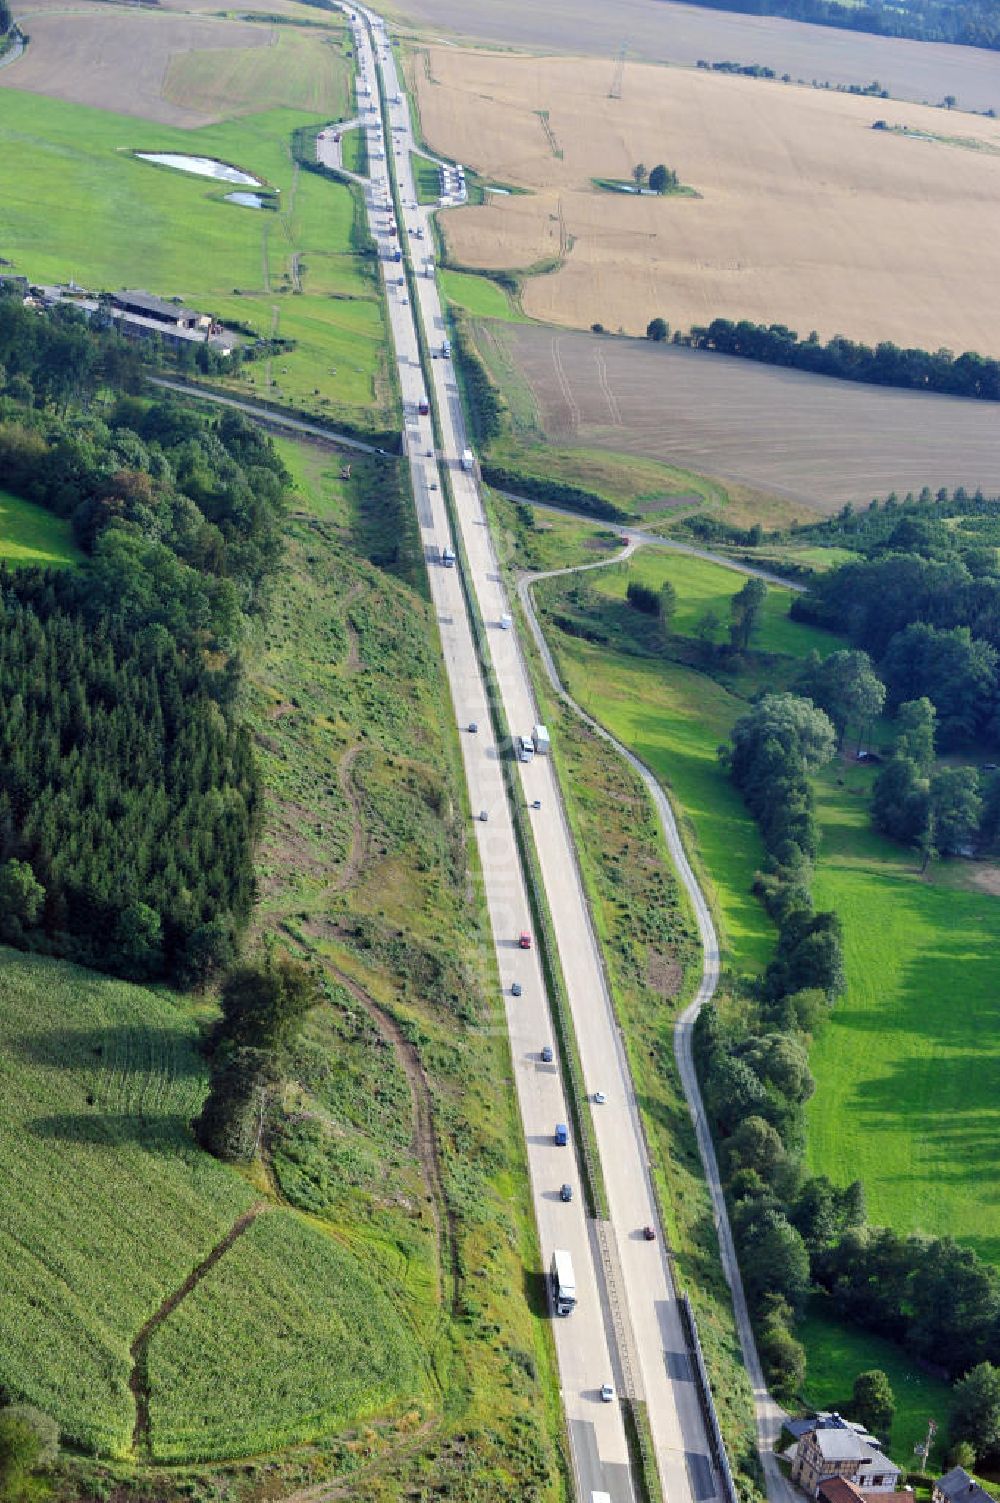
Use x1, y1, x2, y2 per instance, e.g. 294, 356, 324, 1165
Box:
495, 322, 1000, 510
396, 0, 1000, 114
2, 9, 273, 126
415, 46, 1000, 354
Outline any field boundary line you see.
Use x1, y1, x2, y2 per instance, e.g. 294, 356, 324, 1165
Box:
129, 1201, 270, 1453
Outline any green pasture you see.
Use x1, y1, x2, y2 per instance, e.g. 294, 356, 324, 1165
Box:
439, 268, 520, 321
799, 1295, 950, 1468
0, 92, 392, 428
543, 620, 774, 971
808, 758, 1000, 1264
591, 547, 840, 658
0, 487, 81, 566
489, 492, 621, 572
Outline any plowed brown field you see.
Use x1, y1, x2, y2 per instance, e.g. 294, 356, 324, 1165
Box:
413, 45, 1000, 354
495, 322, 1000, 511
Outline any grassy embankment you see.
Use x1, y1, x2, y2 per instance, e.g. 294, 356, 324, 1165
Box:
0, 487, 81, 566
0, 44, 394, 433
439, 267, 522, 321
340, 124, 368, 176
504, 502, 995, 1463
410, 151, 441, 204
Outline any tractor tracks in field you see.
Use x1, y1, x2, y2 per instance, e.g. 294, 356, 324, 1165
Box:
129, 1201, 270, 1453
549, 335, 581, 431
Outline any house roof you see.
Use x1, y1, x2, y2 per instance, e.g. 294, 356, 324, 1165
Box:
936, 1468, 998, 1503
858, 1446, 897, 1476
812, 1429, 868, 1462
112, 289, 203, 322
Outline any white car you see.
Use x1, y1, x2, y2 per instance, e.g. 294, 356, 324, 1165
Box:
592, 1091, 607, 1105
600, 1383, 615, 1403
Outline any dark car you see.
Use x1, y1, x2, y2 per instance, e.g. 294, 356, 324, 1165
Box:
560, 1183, 573, 1202
511, 981, 522, 997
643, 1225, 656, 1242
541, 1045, 554, 1063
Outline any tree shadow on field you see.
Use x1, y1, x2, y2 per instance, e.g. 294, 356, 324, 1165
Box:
13, 1023, 205, 1080
27, 1111, 194, 1155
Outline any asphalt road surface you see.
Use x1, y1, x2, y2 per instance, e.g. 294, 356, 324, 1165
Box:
342, 8, 729, 1499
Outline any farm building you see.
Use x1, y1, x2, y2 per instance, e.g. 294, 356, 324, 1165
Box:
934, 1470, 998, 1503
110, 289, 212, 331
792, 1420, 901, 1497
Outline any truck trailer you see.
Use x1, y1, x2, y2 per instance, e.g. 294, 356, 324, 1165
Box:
550, 1248, 576, 1315
460, 447, 475, 473
532, 724, 550, 756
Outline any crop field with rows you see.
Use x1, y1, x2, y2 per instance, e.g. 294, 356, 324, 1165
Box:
0, 952, 252, 1455
146, 1211, 429, 1461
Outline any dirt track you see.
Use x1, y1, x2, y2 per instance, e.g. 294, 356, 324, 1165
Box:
500, 322, 1000, 510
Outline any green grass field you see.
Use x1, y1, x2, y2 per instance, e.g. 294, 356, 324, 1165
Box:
340, 124, 368, 176
808, 759, 1000, 1263
0, 91, 393, 430
590, 548, 840, 658
410, 152, 441, 204
439, 268, 521, 321
799, 1296, 950, 1467
0, 487, 81, 566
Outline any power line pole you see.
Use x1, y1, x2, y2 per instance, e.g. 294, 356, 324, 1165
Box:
609, 42, 626, 99
914, 1417, 937, 1474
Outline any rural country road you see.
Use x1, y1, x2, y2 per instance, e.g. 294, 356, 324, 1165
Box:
518, 546, 800, 1503
344, 7, 740, 1502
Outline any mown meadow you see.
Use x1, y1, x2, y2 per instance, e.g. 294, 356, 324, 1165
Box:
0, 486, 80, 566
0, 85, 394, 430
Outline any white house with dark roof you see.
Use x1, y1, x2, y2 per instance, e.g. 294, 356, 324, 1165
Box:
792, 1422, 901, 1497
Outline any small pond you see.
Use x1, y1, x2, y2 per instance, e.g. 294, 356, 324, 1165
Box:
225, 191, 265, 208
136, 152, 262, 186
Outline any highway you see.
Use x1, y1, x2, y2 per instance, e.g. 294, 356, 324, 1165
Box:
341, 10, 722, 1501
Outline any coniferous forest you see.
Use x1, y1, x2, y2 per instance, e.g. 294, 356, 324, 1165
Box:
0, 295, 288, 983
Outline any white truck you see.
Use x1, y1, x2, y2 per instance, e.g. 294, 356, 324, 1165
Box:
441, 546, 455, 568
550, 1249, 577, 1316
516, 733, 535, 764
532, 724, 550, 756
460, 447, 475, 473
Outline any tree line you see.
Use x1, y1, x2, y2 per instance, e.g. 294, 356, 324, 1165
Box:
671, 0, 1000, 55
692, 318, 1000, 400
700, 690, 1000, 1465
0, 302, 290, 984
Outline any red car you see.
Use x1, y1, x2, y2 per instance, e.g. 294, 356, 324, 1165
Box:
518, 931, 532, 950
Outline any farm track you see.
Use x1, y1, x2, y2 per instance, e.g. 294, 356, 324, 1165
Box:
332, 743, 367, 892
327, 963, 461, 1318
129, 1201, 270, 1453
516, 545, 797, 1503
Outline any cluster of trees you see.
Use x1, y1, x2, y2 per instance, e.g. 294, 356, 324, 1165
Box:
697, 58, 779, 77
632, 162, 679, 192
0, 0, 13, 33
793, 551, 1000, 748
196, 955, 319, 1162
0, 309, 289, 983
692, 318, 1000, 401
678, 0, 1000, 54
626, 578, 677, 619
0, 1404, 59, 1503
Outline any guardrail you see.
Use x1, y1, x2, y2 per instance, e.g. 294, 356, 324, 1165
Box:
680, 1294, 740, 1503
